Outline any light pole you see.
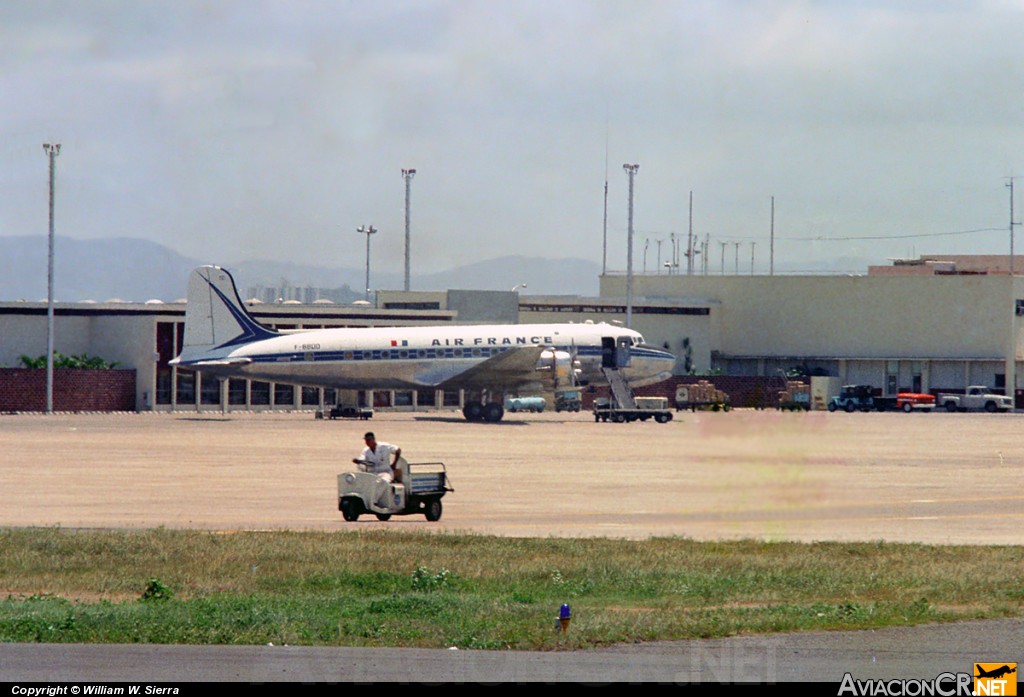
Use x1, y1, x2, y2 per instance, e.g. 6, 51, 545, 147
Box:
623, 163, 639, 328
1007, 178, 1020, 408
402, 168, 415, 291
356, 225, 377, 302
43, 143, 60, 414
1007, 178, 1019, 275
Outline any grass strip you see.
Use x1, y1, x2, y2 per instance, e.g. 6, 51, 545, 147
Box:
1, 528, 1021, 650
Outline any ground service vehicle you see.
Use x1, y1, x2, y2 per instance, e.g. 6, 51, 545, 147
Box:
777, 381, 811, 411
827, 385, 935, 412
593, 396, 673, 423
675, 384, 731, 412
885, 393, 935, 413
338, 457, 452, 522
328, 404, 373, 420
827, 385, 876, 412
504, 396, 546, 413
554, 390, 582, 412
936, 386, 1013, 413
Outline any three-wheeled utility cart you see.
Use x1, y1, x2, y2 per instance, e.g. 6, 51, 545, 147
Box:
338, 457, 453, 522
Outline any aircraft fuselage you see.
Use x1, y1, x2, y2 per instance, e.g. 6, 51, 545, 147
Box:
174, 322, 674, 391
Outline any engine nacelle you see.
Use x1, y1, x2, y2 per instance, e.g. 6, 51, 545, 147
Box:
536, 349, 581, 388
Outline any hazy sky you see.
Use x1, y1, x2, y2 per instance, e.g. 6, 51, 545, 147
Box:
4, 1, 1024, 274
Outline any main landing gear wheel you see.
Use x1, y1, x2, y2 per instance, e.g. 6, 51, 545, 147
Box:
462, 401, 484, 421
425, 498, 443, 521
482, 402, 504, 423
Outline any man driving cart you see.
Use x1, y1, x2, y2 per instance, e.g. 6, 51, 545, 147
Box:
353, 431, 401, 508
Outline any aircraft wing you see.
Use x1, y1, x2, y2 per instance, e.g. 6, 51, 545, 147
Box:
436, 345, 548, 391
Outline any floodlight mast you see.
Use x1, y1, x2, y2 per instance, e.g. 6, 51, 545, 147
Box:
402, 168, 415, 291
1007, 177, 1020, 410
356, 225, 377, 302
623, 163, 639, 328
43, 143, 60, 415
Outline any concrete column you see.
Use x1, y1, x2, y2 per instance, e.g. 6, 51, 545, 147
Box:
170, 322, 178, 413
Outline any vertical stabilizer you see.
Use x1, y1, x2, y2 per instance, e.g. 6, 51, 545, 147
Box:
182, 266, 278, 351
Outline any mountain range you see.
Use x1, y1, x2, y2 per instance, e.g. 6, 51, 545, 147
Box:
0, 236, 603, 302
0, 235, 883, 303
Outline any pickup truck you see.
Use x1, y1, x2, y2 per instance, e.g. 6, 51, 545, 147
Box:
936, 386, 1013, 413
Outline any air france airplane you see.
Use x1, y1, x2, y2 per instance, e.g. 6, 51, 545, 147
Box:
170, 266, 676, 422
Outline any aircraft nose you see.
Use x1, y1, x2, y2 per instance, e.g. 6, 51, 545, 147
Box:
639, 345, 676, 363
635, 345, 677, 378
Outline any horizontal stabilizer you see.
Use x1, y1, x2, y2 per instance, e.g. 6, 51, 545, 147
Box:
191, 357, 254, 367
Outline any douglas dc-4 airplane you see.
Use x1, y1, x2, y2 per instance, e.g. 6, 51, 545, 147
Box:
170, 266, 676, 422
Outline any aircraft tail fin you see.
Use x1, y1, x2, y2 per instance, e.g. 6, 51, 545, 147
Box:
180, 265, 278, 353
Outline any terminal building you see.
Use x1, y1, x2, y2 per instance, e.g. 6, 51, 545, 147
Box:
596, 269, 1022, 398
2, 254, 1022, 411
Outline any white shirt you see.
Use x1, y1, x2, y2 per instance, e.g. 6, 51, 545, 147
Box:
359, 441, 398, 476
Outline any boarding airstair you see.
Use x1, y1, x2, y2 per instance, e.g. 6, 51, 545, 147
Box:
602, 366, 637, 409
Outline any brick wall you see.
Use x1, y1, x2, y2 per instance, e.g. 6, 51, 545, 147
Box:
0, 369, 137, 412
582, 375, 802, 409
